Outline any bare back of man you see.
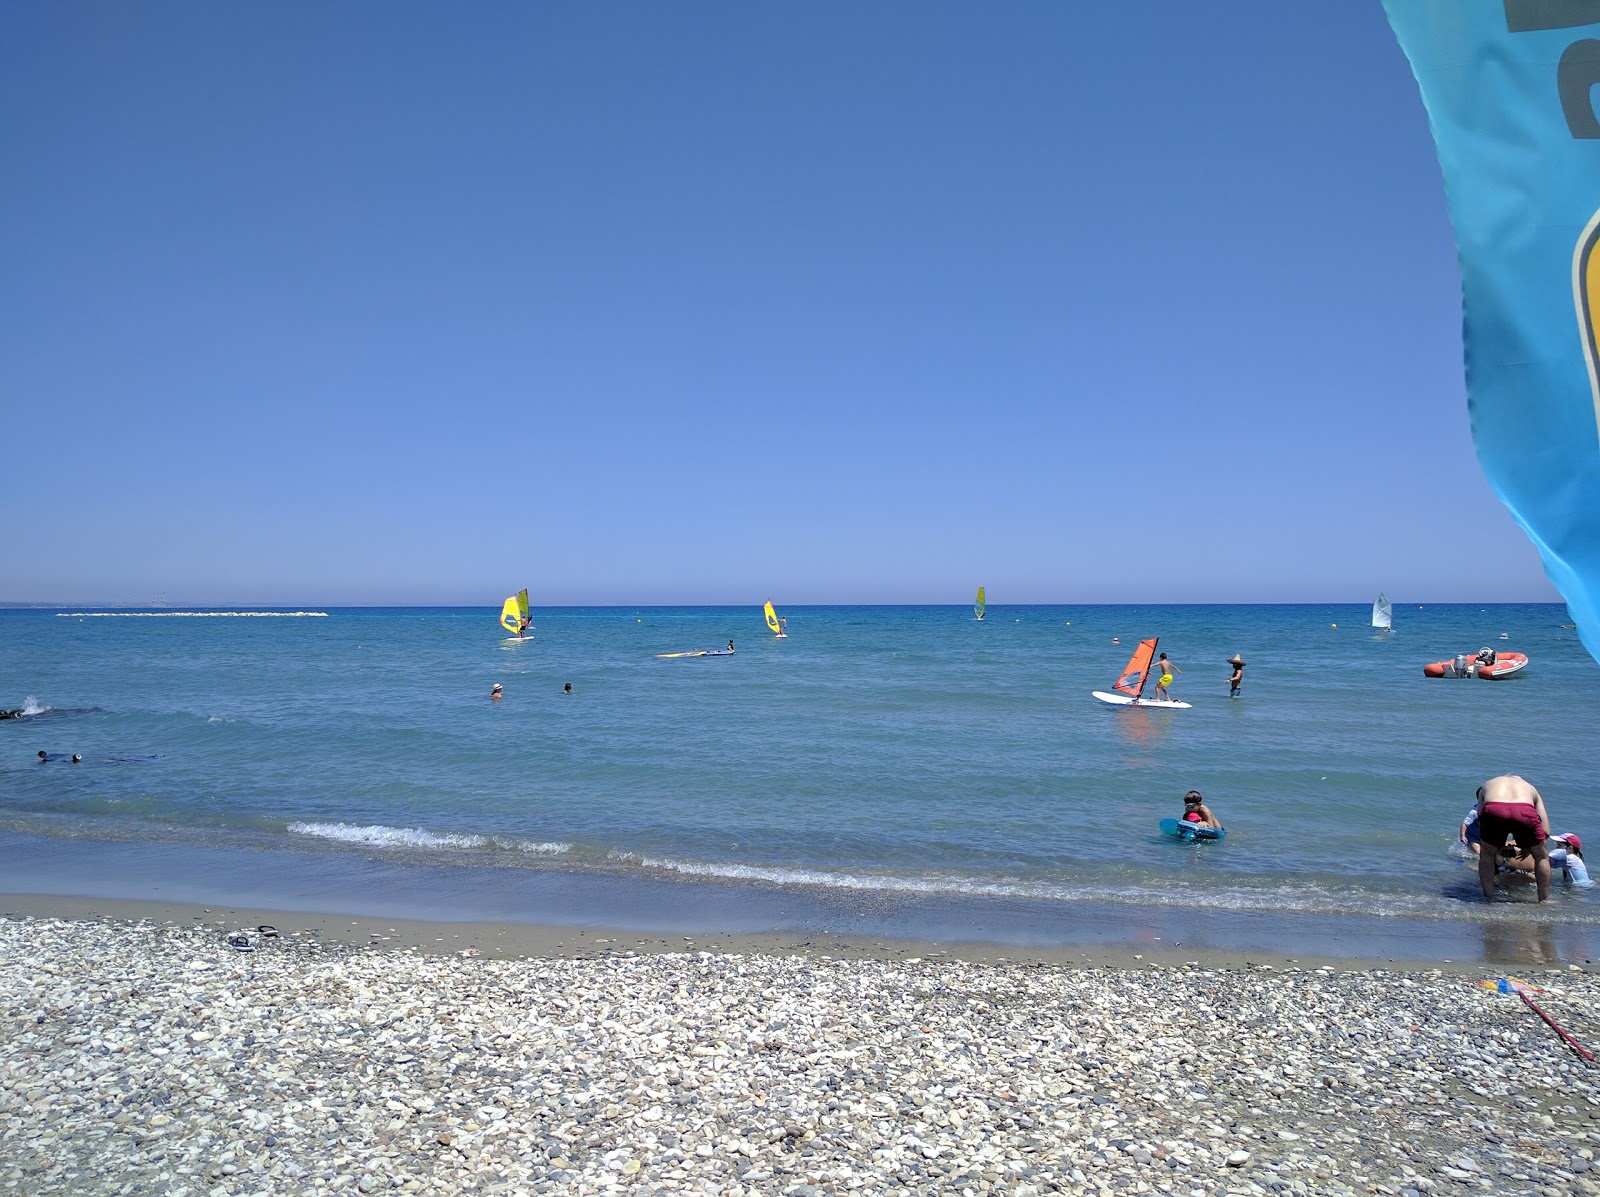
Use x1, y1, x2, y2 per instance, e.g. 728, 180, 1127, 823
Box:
1476, 774, 1552, 901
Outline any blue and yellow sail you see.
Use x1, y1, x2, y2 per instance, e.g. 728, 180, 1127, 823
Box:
974, 586, 986, 621
764, 600, 782, 636
1384, 2, 1600, 663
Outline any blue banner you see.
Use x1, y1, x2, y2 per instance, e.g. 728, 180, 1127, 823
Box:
1385, 0, 1600, 662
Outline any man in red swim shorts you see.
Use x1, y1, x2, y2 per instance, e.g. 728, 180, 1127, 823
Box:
1476, 774, 1553, 902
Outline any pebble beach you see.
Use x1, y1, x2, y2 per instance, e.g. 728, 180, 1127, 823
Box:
4, 912, 1599, 1197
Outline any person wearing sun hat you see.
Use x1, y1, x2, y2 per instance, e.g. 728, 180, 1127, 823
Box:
490, 683, 503, 701
1549, 833, 1591, 885
1227, 654, 1245, 697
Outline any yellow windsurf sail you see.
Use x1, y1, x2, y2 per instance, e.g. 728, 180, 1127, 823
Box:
764, 600, 781, 635
975, 586, 986, 620
517, 589, 530, 624
499, 596, 522, 635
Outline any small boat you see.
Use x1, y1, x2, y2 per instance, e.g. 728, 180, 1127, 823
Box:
1092, 637, 1191, 708
974, 586, 986, 621
1422, 648, 1528, 679
499, 589, 531, 641
1372, 592, 1392, 635
764, 600, 787, 638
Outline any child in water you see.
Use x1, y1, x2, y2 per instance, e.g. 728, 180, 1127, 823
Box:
1180, 790, 1222, 829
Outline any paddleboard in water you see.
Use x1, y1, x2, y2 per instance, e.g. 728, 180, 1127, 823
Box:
1160, 817, 1224, 841
656, 650, 735, 658
1092, 691, 1192, 709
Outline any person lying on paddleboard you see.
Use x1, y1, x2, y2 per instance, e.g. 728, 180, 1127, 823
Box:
1180, 790, 1221, 829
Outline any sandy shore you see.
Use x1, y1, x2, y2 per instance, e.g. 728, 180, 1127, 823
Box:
3, 900, 1600, 1196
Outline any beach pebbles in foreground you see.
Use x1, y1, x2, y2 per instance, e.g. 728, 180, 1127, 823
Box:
2, 916, 1598, 1196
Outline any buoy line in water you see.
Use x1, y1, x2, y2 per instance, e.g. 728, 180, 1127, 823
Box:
54, 612, 330, 618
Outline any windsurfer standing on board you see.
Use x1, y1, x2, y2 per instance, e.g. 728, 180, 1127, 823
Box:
1154, 652, 1180, 702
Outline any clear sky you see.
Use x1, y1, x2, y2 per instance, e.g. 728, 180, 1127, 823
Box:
0, 3, 1564, 607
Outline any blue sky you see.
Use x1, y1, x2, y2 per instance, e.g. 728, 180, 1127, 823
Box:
0, 3, 1563, 606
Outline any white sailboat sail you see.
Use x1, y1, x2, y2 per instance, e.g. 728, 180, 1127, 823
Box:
1372, 592, 1392, 633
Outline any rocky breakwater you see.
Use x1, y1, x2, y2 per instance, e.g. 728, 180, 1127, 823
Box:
1, 916, 1598, 1195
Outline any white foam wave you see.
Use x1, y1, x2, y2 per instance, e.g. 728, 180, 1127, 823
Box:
640, 856, 967, 894
56, 611, 329, 618
491, 836, 571, 855
632, 856, 1494, 922
287, 821, 569, 856
289, 821, 488, 850
18, 696, 47, 716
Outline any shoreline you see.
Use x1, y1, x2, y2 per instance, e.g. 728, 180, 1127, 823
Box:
0, 891, 1579, 975
3, 823, 1596, 970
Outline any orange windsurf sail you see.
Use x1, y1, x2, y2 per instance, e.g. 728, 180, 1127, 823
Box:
1113, 638, 1158, 699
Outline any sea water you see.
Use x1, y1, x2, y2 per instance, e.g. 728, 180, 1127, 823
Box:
2, 604, 1597, 963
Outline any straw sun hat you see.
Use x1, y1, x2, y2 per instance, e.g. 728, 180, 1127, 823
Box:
1227, 654, 1246, 666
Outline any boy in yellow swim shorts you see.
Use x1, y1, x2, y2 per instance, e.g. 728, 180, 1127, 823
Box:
1154, 652, 1180, 701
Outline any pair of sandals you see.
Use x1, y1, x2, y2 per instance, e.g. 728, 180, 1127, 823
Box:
225, 925, 279, 952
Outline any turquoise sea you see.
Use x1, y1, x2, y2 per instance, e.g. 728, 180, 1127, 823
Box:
2, 603, 1597, 964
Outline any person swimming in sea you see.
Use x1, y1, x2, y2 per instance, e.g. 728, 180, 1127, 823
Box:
1180, 790, 1222, 829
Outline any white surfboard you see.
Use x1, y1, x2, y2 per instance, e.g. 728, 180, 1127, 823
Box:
1091, 690, 1192, 709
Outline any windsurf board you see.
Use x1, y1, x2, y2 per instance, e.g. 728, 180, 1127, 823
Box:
1092, 691, 1192, 709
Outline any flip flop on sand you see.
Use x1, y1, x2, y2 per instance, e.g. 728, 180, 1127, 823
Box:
226, 932, 255, 952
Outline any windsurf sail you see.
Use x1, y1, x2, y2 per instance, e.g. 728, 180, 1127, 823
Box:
1113, 638, 1158, 699
500, 589, 530, 637
764, 600, 782, 635
1384, 4, 1600, 664
1372, 592, 1392, 632
974, 586, 986, 620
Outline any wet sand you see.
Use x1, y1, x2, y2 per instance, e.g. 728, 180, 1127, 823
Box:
0, 892, 1547, 974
